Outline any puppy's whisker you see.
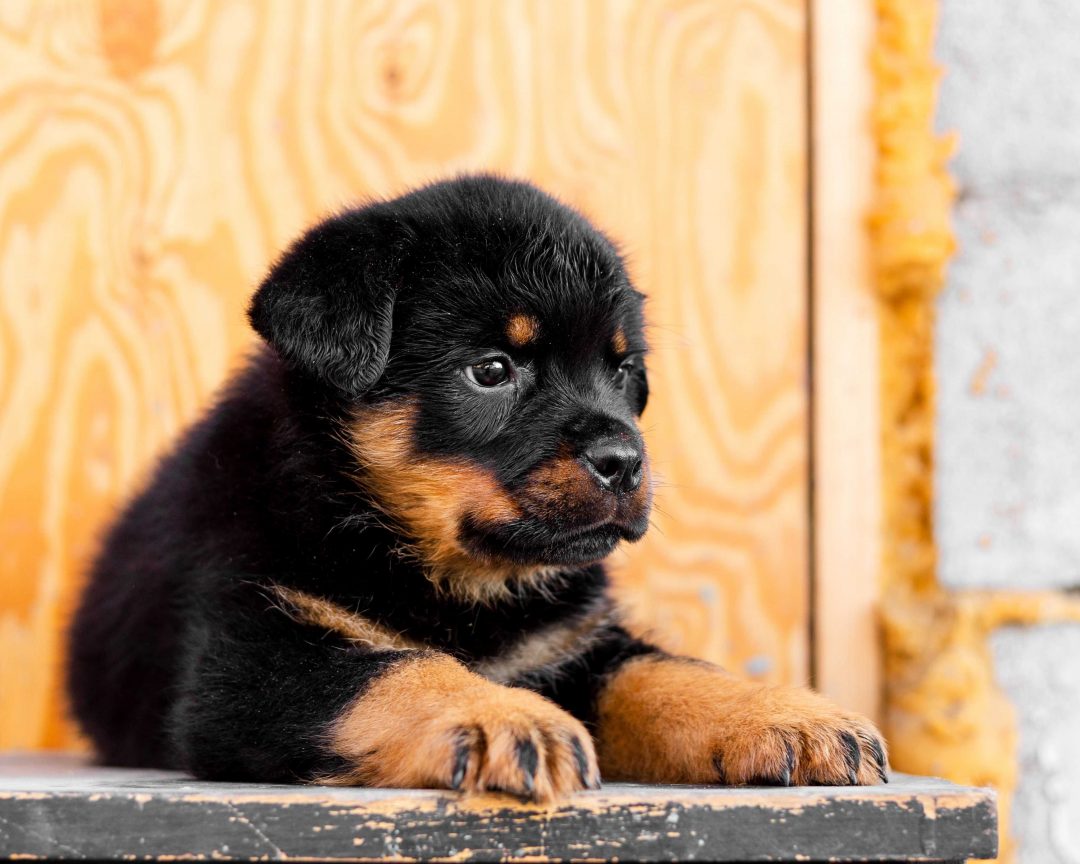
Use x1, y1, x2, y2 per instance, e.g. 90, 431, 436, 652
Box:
647, 518, 668, 538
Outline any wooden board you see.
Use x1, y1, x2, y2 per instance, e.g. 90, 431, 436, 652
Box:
0, 755, 997, 863
0, 0, 809, 751
809, 0, 883, 720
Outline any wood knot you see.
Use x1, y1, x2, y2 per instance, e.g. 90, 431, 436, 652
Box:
99, 0, 159, 79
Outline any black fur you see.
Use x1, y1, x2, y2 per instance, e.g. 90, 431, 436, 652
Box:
66, 176, 659, 780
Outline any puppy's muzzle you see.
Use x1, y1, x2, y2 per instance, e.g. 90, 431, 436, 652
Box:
582, 438, 643, 495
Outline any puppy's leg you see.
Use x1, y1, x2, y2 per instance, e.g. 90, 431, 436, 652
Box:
542, 627, 888, 786
325, 653, 600, 799
171, 584, 598, 799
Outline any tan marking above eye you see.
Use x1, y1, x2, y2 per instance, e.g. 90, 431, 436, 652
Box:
612, 326, 629, 356
506, 313, 540, 347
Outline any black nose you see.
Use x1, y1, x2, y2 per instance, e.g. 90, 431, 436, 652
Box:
583, 440, 643, 494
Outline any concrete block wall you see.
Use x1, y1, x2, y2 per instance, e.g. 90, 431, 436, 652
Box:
991, 627, 1080, 864
935, 1, 1080, 860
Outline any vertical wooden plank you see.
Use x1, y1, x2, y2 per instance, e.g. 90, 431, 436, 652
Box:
0, 0, 809, 750
608, 0, 809, 686
810, 0, 882, 719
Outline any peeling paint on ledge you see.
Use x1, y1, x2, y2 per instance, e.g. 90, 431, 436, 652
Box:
870, 3, 1080, 863
0, 760, 1001, 862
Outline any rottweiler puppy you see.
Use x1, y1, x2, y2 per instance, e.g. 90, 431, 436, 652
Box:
67, 176, 887, 799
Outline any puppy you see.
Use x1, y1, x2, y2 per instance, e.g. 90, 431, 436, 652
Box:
67, 176, 887, 799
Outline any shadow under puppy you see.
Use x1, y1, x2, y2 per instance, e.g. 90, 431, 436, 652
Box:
67, 176, 887, 800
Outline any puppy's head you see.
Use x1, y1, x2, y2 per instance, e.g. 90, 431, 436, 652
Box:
250, 176, 651, 598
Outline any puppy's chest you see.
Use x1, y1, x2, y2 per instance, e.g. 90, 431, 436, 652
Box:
272, 585, 611, 686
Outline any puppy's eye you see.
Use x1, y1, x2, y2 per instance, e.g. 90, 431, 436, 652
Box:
613, 359, 634, 389
466, 356, 513, 388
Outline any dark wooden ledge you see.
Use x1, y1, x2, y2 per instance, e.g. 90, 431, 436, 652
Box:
0, 754, 996, 863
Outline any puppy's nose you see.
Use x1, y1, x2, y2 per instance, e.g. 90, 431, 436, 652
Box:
583, 440, 643, 494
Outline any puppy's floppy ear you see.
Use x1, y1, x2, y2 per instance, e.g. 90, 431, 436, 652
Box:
248, 209, 408, 399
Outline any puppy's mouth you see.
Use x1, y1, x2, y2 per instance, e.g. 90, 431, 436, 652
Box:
459, 513, 649, 567
348, 401, 653, 576
458, 451, 653, 566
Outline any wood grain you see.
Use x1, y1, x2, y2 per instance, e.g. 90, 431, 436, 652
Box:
0, 0, 808, 751
0, 755, 999, 863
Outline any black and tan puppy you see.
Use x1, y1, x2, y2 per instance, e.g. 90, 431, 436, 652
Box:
67, 176, 887, 799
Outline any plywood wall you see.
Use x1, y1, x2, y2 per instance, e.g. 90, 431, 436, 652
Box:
0, 0, 808, 750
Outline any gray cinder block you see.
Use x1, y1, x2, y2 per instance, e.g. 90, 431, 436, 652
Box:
935, 0, 1080, 589
991, 625, 1080, 864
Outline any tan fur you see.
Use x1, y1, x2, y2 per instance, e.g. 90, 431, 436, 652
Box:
272, 585, 613, 687
636, 459, 652, 511
473, 599, 614, 684
345, 399, 650, 603
518, 451, 652, 528
506, 313, 540, 347
612, 326, 628, 356
596, 655, 887, 785
324, 654, 600, 800
271, 586, 424, 653
345, 400, 558, 604
518, 451, 610, 523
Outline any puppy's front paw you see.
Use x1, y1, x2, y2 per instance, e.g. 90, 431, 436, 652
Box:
325, 654, 599, 801
597, 655, 888, 786
705, 687, 888, 787
435, 695, 600, 801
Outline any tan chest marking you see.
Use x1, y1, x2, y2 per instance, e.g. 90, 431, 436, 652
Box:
472, 600, 614, 684
271, 585, 424, 653
271, 585, 612, 684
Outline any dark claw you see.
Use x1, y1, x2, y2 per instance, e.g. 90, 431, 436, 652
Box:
712, 752, 726, 784
745, 742, 797, 787
451, 741, 470, 790
572, 737, 591, 788
516, 739, 539, 795
869, 737, 889, 783
781, 741, 796, 786
841, 732, 861, 784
